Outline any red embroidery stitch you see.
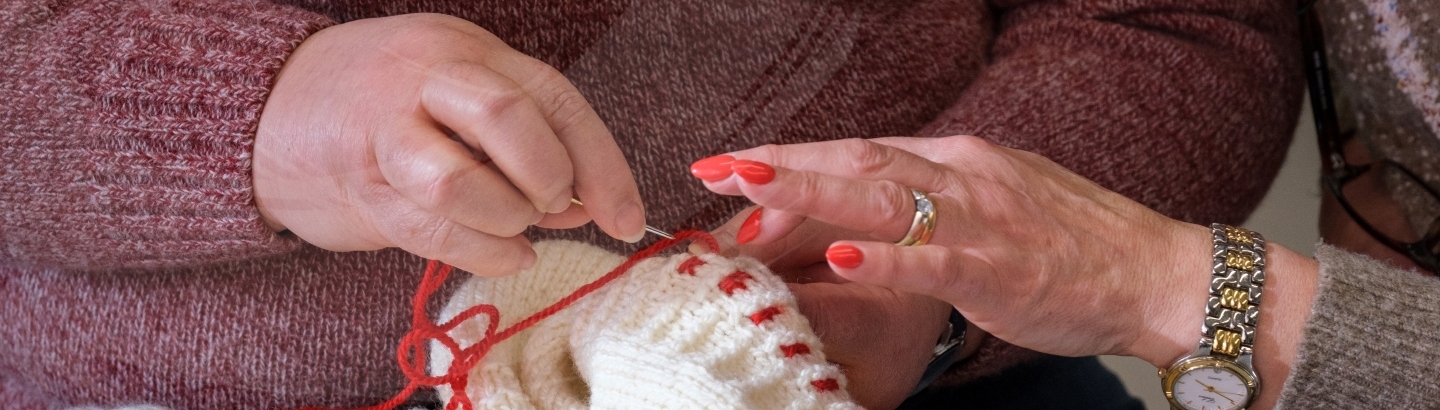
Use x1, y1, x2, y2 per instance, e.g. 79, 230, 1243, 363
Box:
811, 379, 841, 392
677, 256, 706, 276
780, 343, 811, 358
749, 306, 783, 325
718, 271, 754, 295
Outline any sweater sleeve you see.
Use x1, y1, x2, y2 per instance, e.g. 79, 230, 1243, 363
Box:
0, 0, 334, 271
1275, 245, 1440, 408
919, 0, 1305, 385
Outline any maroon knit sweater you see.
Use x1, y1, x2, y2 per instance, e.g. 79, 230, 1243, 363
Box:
0, 0, 1301, 408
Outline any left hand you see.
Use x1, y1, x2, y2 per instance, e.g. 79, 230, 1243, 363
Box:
690, 136, 1210, 368
705, 209, 954, 410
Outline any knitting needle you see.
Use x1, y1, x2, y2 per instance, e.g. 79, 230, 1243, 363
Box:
569, 198, 675, 239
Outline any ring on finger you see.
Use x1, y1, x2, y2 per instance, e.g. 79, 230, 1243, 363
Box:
895, 188, 937, 246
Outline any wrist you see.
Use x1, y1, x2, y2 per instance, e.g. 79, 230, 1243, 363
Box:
1126, 221, 1215, 368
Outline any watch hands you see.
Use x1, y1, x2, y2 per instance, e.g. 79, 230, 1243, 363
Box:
1194, 381, 1240, 405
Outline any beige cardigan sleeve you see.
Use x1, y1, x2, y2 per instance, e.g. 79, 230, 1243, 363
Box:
1276, 244, 1440, 408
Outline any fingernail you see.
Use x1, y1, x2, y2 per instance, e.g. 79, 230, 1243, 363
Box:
688, 241, 714, 255
736, 208, 763, 244
518, 249, 537, 271
732, 160, 775, 184
826, 244, 864, 269
545, 195, 572, 214
615, 200, 646, 243
689, 154, 735, 182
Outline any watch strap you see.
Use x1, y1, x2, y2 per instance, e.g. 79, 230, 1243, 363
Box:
1200, 223, 1266, 359
908, 307, 967, 397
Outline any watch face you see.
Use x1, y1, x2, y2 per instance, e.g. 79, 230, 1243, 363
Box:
1170, 366, 1252, 410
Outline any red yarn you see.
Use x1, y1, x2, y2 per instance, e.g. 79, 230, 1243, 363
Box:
748, 306, 784, 325
300, 230, 718, 410
676, 255, 706, 276
811, 378, 841, 392
717, 271, 754, 295
779, 343, 811, 358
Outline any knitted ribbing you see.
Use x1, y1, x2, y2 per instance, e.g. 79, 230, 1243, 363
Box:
0, 0, 332, 269
433, 241, 860, 409
1276, 245, 1440, 408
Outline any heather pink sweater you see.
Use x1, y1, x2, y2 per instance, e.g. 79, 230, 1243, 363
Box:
0, 0, 1301, 408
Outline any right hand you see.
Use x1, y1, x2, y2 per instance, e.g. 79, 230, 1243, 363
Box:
254, 14, 645, 276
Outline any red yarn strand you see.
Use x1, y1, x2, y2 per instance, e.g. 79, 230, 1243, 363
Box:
299, 230, 716, 410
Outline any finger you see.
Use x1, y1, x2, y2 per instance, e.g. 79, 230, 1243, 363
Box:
711, 139, 953, 192
367, 190, 537, 277
534, 201, 593, 230
704, 206, 858, 274
822, 241, 978, 307
708, 206, 807, 251
775, 262, 849, 284
484, 51, 646, 243
373, 122, 543, 238
732, 160, 922, 243
421, 61, 575, 214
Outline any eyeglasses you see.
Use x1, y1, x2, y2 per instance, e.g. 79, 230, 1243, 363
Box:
1299, 2, 1440, 272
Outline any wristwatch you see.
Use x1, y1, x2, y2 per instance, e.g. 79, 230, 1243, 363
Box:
908, 307, 967, 397
1160, 224, 1265, 410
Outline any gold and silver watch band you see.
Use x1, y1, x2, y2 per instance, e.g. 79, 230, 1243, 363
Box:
1201, 223, 1266, 360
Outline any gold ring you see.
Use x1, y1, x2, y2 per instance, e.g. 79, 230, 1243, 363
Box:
895, 188, 937, 246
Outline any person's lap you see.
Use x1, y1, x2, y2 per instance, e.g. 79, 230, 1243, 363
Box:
901, 355, 1144, 410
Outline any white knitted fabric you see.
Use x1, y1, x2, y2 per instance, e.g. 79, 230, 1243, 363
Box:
431, 240, 860, 410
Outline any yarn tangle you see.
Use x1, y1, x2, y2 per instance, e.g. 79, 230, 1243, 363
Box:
300, 230, 718, 410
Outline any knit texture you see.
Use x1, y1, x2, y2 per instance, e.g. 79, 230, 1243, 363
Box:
0, 0, 331, 269
1316, 0, 1440, 234
1276, 245, 1440, 408
432, 241, 859, 410
0, 0, 1302, 408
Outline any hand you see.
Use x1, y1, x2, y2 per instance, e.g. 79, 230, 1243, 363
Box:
690, 136, 1210, 367
254, 14, 646, 276
705, 208, 970, 410
788, 280, 949, 410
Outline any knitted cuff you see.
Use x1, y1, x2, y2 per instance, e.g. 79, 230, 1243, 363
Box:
433, 240, 862, 409
0, 1, 333, 270
1275, 245, 1440, 408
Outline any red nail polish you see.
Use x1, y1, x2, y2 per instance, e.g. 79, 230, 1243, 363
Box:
690, 155, 735, 182
736, 208, 763, 244
732, 160, 776, 184
826, 245, 864, 269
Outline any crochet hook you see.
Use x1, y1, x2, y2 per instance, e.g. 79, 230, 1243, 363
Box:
569, 198, 676, 240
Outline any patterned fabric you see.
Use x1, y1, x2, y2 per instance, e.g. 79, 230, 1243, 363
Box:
1318, 0, 1440, 230
0, 0, 1302, 408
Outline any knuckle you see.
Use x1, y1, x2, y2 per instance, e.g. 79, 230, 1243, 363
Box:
416, 166, 466, 211
926, 251, 963, 293
540, 85, 595, 133
839, 139, 893, 176
873, 182, 913, 233
389, 214, 453, 258
423, 220, 461, 257
383, 16, 472, 52
473, 82, 530, 118
748, 144, 785, 163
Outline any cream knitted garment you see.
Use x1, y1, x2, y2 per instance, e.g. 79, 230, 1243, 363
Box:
431, 240, 859, 410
